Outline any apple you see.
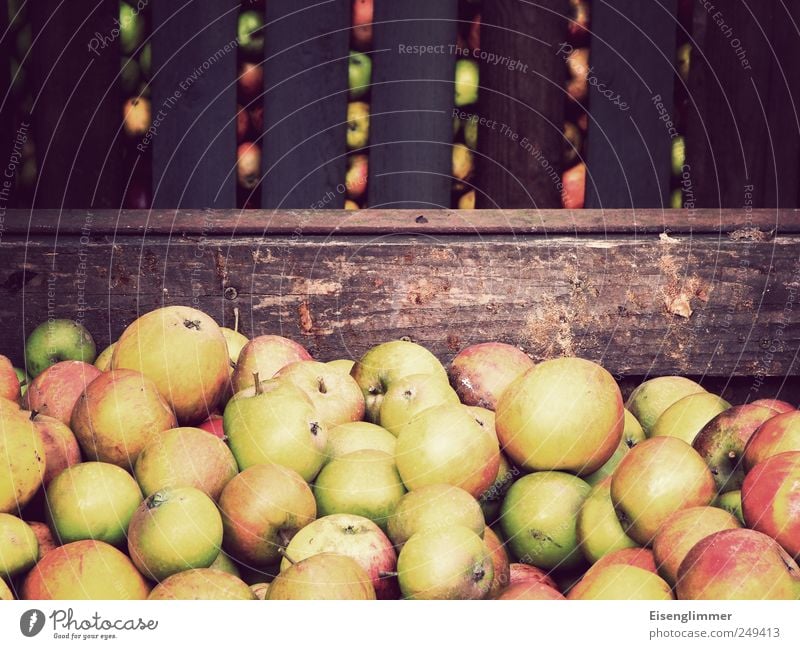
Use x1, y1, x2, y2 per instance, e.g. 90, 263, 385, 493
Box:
149, 569, 255, 600
387, 484, 485, 549
395, 403, 499, 497
93, 343, 115, 371
250, 583, 270, 599
281, 513, 398, 599
751, 398, 795, 413
128, 486, 223, 581
269, 553, 376, 600
46, 462, 142, 546
483, 526, 510, 598
743, 410, 800, 470
566, 48, 589, 102
589, 547, 658, 574
625, 375, 705, 436
714, 489, 744, 524
741, 451, 800, 559
671, 135, 685, 177
568, 564, 673, 600
568, 0, 590, 42
25, 319, 96, 377
0, 397, 22, 418
676, 42, 691, 83
345, 153, 368, 200
22, 540, 150, 600
275, 360, 365, 427
250, 105, 264, 134
209, 551, 240, 577
508, 562, 559, 590
71, 369, 177, 469
351, 0, 373, 50
327, 359, 355, 374
0, 513, 38, 579
325, 421, 396, 460
652, 506, 741, 586
497, 581, 565, 600
198, 414, 225, 439
28, 520, 57, 558
692, 403, 778, 492
0, 413, 45, 513
119, 1, 144, 55
454, 59, 479, 107
238, 62, 263, 102
676, 529, 800, 599
0, 355, 20, 403
344, 199, 360, 210
238, 10, 265, 57
231, 334, 312, 394
219, 463, 316, 567
223, 379, 327, 481
139, 42, 151, 78
496, 357, 623, 475
351, 340, 448, 422
448, 342, 534, 411
236, 104, 250, 142
31, 413, 82, 485
346, 101, 370, 150
1, 579, 13, 600
349, 51, 372, 100
236, 142, 261, 189
313, 449, 406, 529
577, 476, 638, 564
377, 372, 459, 435
452, 143, 474, 184
221, 326, 248, 370
13, 368, 30, 398
478, 452, 520, 524
611, 437, 716, 545
397, 526, 493, 600
650, 392, 731, 445
563, 121, 582, 166
123, 96, 151, 137
501, 471, 590, 570
561, 162, 586, 209
24, 360, 102, 425
458, 190, 475, 209
584, 409, 646, 486
134, 427, 238, 500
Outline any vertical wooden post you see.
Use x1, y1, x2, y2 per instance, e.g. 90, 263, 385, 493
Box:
27, 0, 124, 208
368, 0, 458, 208
0, 6, 13, 209
260, 0, 350, 209
151, 0, 238, 209
584, 0, 678, 208
686, 1, 800, 207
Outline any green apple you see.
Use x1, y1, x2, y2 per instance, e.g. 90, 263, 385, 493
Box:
714, 490, 744, 525
568, 564, 673, 600
327, 359, 355, 374
677, 43, 691, 83
325, 421, 396, 460
378, 373, 459, 435
119, 2, 145, 56
576, 477, 638, 564
25, 319, 96, 377
670, 188, 683, 209
93, 343, 115, 371
139, 42, 151, 78
626, 376, 705, 436
238, 10, 265, 57
13, 368, 29, 398
346, 101, 370, 150
0, 513, 38, 579
671, 135, 685, 177
454, 58, 479, 107
651, 392, 730, 445
349, 51, 372, 100
584, 409, 646, 486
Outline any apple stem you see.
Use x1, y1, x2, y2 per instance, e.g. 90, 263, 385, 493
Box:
277, 547, 296, 565
378, 571, 398, 579
728, 450, 737, 460
233, 307, 240, 334
253, 372, 262, 395
29, 409, 39, 421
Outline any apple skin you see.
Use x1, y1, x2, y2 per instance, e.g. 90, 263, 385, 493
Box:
584, 409, 646, 486
149, 569, 255, 600
743, 410, 800, 470
325, 421, 396, 460
238, 62, 263, 102
221, 327, 248, 370
93, 343, 115, 371
231, 334, 312, 394
31, 413, 82, 485
447, 342, 534, 410
197, 414, 225, 439
28, 520, 57, 558
0, 355, 20, 403
561, 162, 586, 209
692, 404, 777, 493
25, 319, 96, 378
652, 505, 741, 586
452, 143, 474, 185
378, 373, 459, 435
345, 153, 368, 200
219, 463, 316, 567
118, 2, 144, 55
236, 142, 261, 189
590, 547, 658, 574
751, 398, 795, 413
327, 359, 355, 375
122, 96, 151, 137
650, 392, 731, 445
346, 101, 370, 150
237, 10, 265, 57
714, 489, 744, 524
610, 437, 716, 545
508, 562, 559, 591
0, 513, 38, 579
577, 476, 638, 564
741, 451, 800, 559
269, 553, 376, 600
625, 375, 705, 436
483, 526, 511, 599
351, 0, 373, 50
349, 51, 372, 100
281, 513, 398, 599
496, 357, 623, 475
13, 368, 30, 398
497, 581, 565, 600
24, 360, 102, 425
676, 529, 800, 600
568, 564, 673, 600
0, 413, 46, 513
454, 59, 479, 107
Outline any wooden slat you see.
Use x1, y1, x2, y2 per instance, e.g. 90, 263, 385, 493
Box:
475, 0, 567, 208
150, 0, 238, 208
0, 4, 12, 202
368, 0, 458, 208
585, 0, 678, 208
686, 1, 800, 207
27, 0, 124, 208
260, 0, 350, 208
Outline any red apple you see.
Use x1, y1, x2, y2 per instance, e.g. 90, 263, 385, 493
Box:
24, 361, 102, 425
483, 526, 510, 599
345, 154, 368, 201
236, 104, 250, 143
231, 335, 312, 394
27, 520, 57, 558
198, 414, 225, 439
351, 0, 373, 50
0, 355, 20, 403
31, 413, 82, 485
238, 62, 263, 102
508, 562, 559, 591
561, 162, 586, 209
743, 411, 800, 470
751, 398, 795, 413
237, 142, 261, 190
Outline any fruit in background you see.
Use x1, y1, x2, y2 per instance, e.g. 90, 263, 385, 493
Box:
134, 427, 238, 500
119, 1, 144, 55
269, 553, 376, 600
397, 526, 493, 600
464, 118, 478, 149
448, 342, 534, 411
349, 51, 372, 100
93, 343, 115, 371
670, 188, 682, 209
231, 334, 312, 394
0, 355, 20, 403
714, 490, 744, 524
676, 529, 800, 600
22, 540, 150, 600
223, 379, 327, 481
567, 0, 591, 43
220, 463, 316, 566
120, 57, 141, 96
467, 12, 481, 51
387, 484, 485, 549
345, 153, 368, 200
566, 48, 589, 102
743, 410, 800, 470
452, 143, 474, 184
13, 368, 29, 398
327, 358, 355, 374
497, 357, 622, 474
236, 105, 250, 143
128, 486, 223, 582
123, 96, 151, 137
751, 398, 795, 413
71, 369, 177, 469
577, 477, 638, 564
46, 462, 142, 546
584, 410, 646, 486
31, 413, 82, 485
344, 199, 360, 210
249, 105, 264, 133
458, 190, 475, 209
28, 521, 58, 558
692, 403, 778, 493
149, 569, 255, 600
396, 403, 499, 497
0, 414, 45, 513
563, 121, 583, 166
0, 514, 38, 579
501, 471, 590, 570
281, 514, 398, 599
508, 562, 559, 590
236, 142, 261, 189
454, 59, 479, 107
238, 62, 263, 102
741, 451, 800, 559
676, 42, 691, 83
238, 10, 265, 57
611, 437, 716, 545
483, 527, 510, 598
650, 392, 731, 445
139, 42, 151, 78
346, 101, 370, 150
209, 551, 240, 577
351, 339, 448, 422
325, 421, 396, 460
275, 360, 365, 427
24, 360, 102, 425
198, 414, 225, 439
25, 319, 96, 378
497, 581, 565, 600
626, 375, 706, 436
671, 135, 685, 177
561, 162, 586, 209
378, 373, 459, 435
351, 0, 373, 50
221, 316, 249, 369
313, 449, 406, 529
112, 306, 230, 424
568, 564, 673, 600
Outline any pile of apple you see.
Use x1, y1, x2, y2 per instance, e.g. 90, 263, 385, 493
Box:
1, 305, 799, 600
